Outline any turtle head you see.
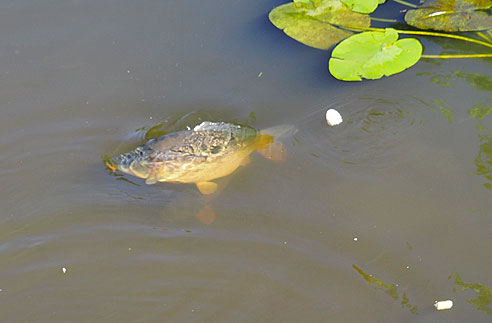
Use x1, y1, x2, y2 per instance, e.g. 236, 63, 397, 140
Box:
112, 146, 154, 180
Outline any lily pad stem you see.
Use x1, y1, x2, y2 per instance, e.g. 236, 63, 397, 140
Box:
391, 0, 418, 8
338, 25, 492, 49
370, 17, 398, 23
397, 30, 492, 49
476, 32, 492, 44
422, 54, 492, 59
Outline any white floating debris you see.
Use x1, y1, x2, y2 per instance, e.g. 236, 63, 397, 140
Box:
325, 109, 343, 126
353, 237, 358, 241
62, 267, 67, 274
428, 11, 446, 17
434, 300, 453, 311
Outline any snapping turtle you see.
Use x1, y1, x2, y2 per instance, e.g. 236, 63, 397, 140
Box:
108, 121, 283, 194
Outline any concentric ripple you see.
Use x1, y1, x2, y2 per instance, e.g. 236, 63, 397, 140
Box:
294, 92, 428, 169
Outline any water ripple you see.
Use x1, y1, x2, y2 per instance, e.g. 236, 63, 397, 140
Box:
294, 92, 428, 169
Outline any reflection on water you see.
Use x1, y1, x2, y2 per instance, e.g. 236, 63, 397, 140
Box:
469, 103, 492, 131
412, 96, 457, 123
474, 134, 492, 190
424, 67, 492, 191
468, 103, 492, 189
428, 71, 492, 93
431, 99, 455, 123
195, 205, 216, 225
455, 273, 492, 315
353, 264, 418, 315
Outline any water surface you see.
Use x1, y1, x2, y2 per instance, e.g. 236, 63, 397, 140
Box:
1, 0, 492, 322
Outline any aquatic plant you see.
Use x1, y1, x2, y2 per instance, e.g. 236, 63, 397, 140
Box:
268, 0, 492, 81
329, 28, 422, 80
455, 273, 492, 315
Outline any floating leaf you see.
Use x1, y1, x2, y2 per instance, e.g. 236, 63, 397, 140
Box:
405, 0, 492, 32
329, 28, 422, 81
341, 0, 380, 13
268, 0, 371, 50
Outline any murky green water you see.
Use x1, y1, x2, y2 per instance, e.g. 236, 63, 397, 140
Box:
1, 0, 491, 322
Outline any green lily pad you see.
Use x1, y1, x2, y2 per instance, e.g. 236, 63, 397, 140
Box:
329, 28, 422, 81
405, 0, 492, 32
269, 0, 371, 50
340, 0, 381, 13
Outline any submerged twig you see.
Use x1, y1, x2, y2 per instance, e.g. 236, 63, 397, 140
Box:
370, 17, 398, 23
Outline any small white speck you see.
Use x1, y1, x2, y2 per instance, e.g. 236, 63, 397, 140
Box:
128, 248, 132, 251
62, 267, 67, 274
353, 237, 358, 241
283, 241, 287, 245
149, 116, 153, 120
191, 309, 195, 312
406, 265, 410, 269
127, 70, 130, 73
0, 289, 3, 292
